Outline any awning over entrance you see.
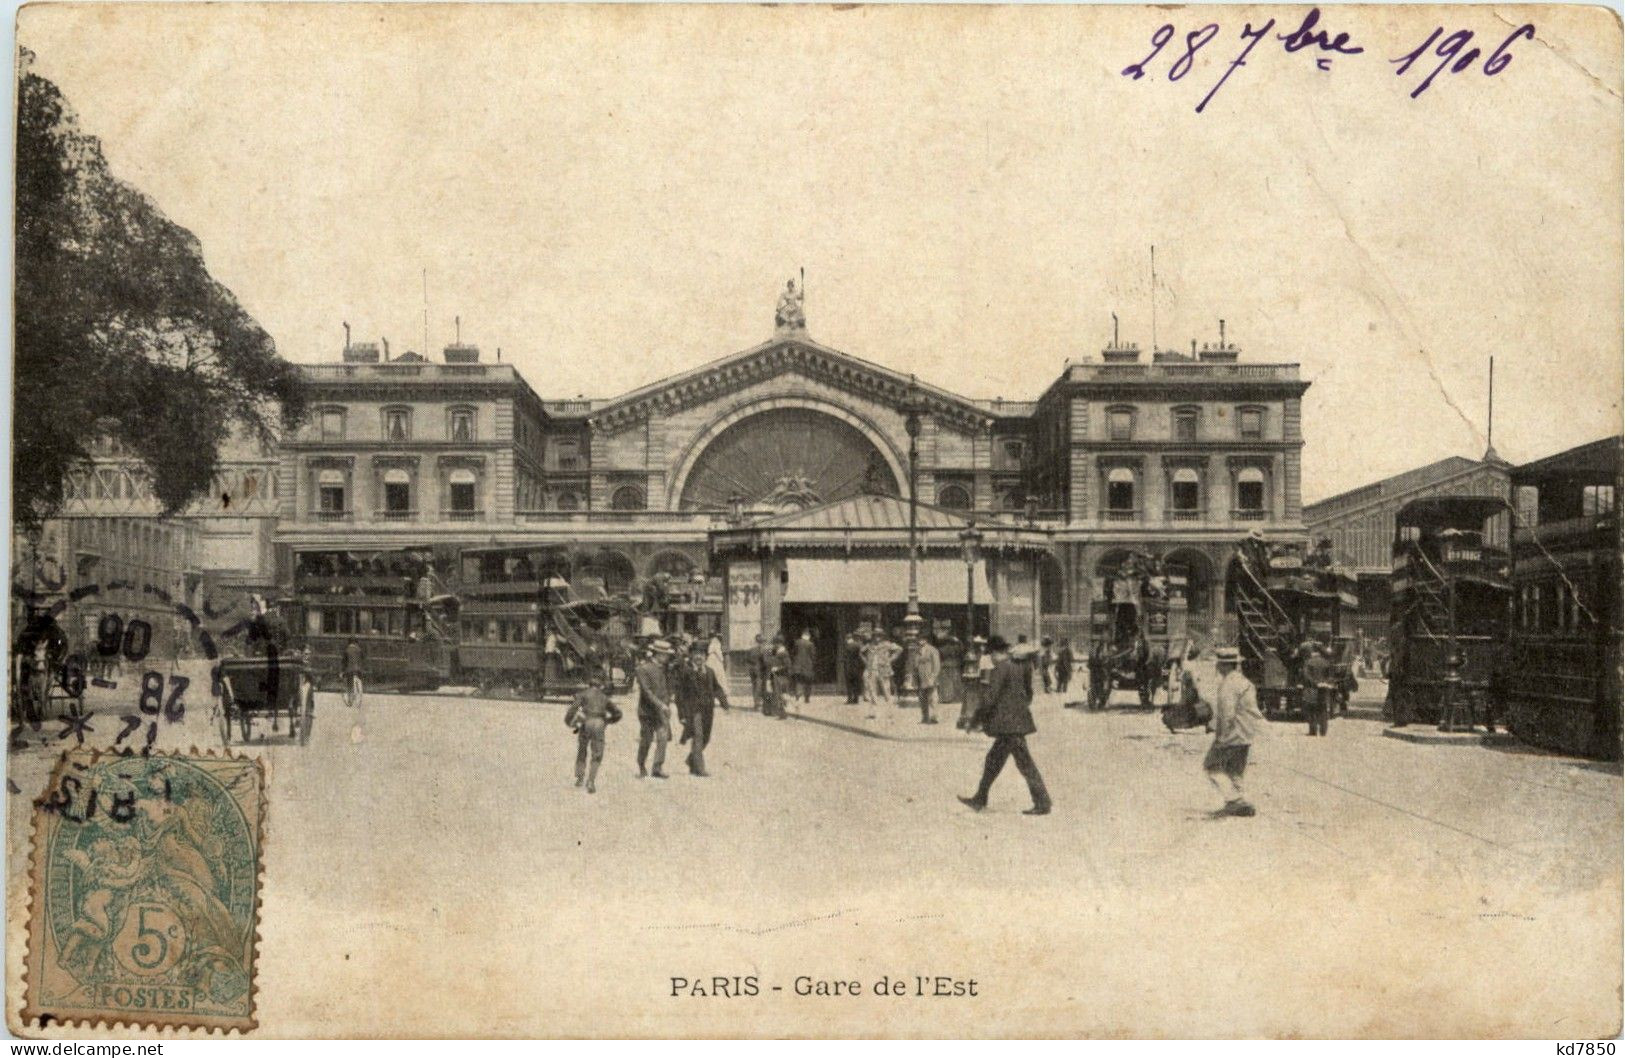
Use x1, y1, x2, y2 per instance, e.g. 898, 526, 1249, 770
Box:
782, 557, 992, 605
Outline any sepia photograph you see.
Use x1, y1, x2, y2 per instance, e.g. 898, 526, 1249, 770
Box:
4, 1, 1622, 1040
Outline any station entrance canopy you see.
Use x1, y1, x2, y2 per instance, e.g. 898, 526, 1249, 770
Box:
781, 557, 992, 604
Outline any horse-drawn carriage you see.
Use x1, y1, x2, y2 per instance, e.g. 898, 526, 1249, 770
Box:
1085, 552, 1184, 709
215, 652, 316, 745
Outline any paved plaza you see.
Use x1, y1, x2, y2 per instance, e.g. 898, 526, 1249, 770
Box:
7, 675, 1620, 1037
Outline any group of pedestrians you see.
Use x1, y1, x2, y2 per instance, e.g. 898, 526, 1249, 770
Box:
566, 636, 730, 793
956, 635, 1266, 821
558, 623, 1268, 822
743, 631, 807, 718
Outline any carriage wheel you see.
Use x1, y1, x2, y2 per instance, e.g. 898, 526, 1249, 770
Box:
298, 682, 315, 745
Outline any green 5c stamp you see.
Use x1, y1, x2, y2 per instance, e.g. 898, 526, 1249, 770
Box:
23, 749, 264, 1032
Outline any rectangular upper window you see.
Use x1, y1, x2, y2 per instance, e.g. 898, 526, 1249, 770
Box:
1239, 407, 1264, 440
384, 408, 411, 442
449, 408, 475, 443
320, 409, 345, 441
1173, 409, 1198, 443
1108, 408, 1134, 442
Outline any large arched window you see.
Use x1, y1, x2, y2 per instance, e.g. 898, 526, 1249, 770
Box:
610, 485, 647, 511
936, 483, 972, 510
679, 407, 898, 510
556, 492, 581, 512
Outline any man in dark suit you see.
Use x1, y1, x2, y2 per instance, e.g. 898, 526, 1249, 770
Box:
959, 636, 1052, 816
841, 634, 864, 704
674, 643, 729, 776
635, 640, 675, 778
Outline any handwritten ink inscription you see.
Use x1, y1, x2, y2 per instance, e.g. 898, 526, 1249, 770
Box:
1121, 9, 1537, 112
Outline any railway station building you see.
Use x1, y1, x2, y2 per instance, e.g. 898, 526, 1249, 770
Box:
13, 289, 1314, 671
267, 292, 1313, 665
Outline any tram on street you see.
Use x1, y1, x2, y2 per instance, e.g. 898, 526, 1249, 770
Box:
453, 545, 638, 698
1384, 496, 1512, 727
291, 547, 458, 692
1501, 438, 1623, 759
1226, 534, 1359, 719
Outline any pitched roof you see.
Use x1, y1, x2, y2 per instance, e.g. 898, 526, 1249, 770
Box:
586, 335, 994, 433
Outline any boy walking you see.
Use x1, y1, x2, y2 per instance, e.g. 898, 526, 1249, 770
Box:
566, 672, 622, 794
1204, 647, 1262, 817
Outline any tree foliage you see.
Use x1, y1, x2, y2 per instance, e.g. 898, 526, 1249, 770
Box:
14, 49, 305, 533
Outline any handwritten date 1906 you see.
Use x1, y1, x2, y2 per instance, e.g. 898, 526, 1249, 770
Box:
1122, 10, 1537, 113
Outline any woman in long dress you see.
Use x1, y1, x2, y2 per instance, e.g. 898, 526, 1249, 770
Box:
705, 634, 729, 690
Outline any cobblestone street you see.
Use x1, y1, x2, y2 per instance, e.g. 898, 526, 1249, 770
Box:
8, 675, 1620, 1036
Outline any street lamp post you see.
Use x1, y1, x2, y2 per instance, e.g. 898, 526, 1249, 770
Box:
902, 380, 926, 640
959, 521, 983, 643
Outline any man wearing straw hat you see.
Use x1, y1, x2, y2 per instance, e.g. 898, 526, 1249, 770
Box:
1204, 647, 1262, 817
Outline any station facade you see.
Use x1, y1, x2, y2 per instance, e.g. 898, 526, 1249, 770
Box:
18, 294, 1314, 667
268, 300, 1312, 656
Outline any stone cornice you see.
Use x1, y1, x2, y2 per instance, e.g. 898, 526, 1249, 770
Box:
1058, 381, 1310, 402
302, 382, 520, 404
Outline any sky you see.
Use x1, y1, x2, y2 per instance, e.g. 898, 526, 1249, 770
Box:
17, 3, 1623, 503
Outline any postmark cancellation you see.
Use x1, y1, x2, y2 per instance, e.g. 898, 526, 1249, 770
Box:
21, 749, 264, 1033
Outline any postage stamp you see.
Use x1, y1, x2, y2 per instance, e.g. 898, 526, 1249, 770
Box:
21, 749, 264, 1032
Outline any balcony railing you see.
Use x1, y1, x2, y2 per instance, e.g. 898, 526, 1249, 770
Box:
313, 509, 351, 522
1101, 508, 1141, 522
375, 508, 419, 521
445, 509, 485, 522
1169, 508, 1203, 521
1231, 508, 1268, 521
1065, 361, 1299, 383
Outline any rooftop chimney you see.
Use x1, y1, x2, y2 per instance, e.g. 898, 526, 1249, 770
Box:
444, 342, 481, 364
1198, 318, 1239, 362
1102, 312, 1141, 362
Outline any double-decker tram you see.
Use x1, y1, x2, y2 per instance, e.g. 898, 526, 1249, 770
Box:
453, 546, 638, 698
1385, 497, 1512, 727
1226, 533, 1359, 719
291, 547, 458, 692
1502, 439, 1622, 759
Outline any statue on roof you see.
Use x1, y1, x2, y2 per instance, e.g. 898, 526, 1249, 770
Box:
775, 277, 806, 333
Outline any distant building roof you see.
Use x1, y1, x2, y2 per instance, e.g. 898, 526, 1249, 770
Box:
1305, 456, 1496, 522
